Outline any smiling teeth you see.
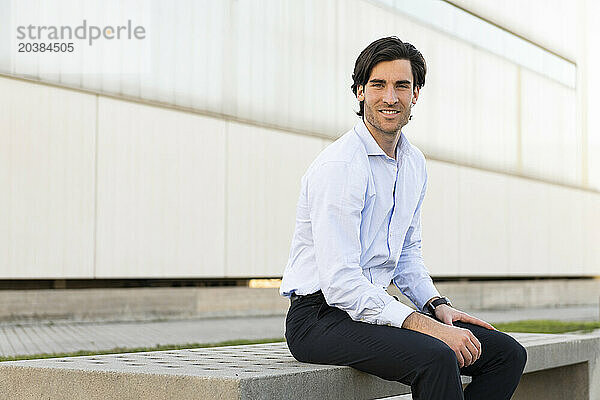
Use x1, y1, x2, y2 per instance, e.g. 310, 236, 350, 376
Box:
381, 110, 398, 114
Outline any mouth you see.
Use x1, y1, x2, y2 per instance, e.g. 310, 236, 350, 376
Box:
379, 109, 400, 118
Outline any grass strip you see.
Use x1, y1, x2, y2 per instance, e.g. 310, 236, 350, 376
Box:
493, 319, 600, 334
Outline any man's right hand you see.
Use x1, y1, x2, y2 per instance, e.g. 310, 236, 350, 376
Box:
402, 311, 481, 368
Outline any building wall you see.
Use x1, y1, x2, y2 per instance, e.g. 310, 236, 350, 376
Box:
0, 78, 96, 278
445, 0, 600, 191
0, 0, 598, 279
1, 76, 598, 279
1, 0, 589, 188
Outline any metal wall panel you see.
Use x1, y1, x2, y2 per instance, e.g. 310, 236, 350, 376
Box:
582, 191, 600, 272
420, 161, 460, 276
94, 97, 226, 278
583, 0, 600, 191
456, 166, 511, 276
506, 179, 554, 277
0, 77, 96, 278
545, 185, 585, 275
226, 122, 324, 278
520, 69, 579, 185
422, 160, 597, 277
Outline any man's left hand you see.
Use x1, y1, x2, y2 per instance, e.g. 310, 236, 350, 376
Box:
434, 305, 497, 331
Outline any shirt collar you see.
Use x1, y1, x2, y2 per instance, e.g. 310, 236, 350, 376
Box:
353, 119, 410, 160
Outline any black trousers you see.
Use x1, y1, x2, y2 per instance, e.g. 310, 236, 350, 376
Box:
285, 291, 527, 400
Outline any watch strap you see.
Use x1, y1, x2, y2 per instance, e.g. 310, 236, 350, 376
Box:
427, 296, 451, 314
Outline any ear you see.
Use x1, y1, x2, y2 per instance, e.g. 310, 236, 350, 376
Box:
411, 86, 420, 105
356, 84, 365, 102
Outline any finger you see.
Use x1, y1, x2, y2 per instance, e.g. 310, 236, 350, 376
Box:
460, 346, 473, 367
469, 332, 482, 357
458, 313, 497, 331
465, 339, 480, 363
471, 335, 483, 359
455, 350, 465, 368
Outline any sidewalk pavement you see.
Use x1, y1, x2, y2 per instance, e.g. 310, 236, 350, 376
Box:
0, 305, 598, 358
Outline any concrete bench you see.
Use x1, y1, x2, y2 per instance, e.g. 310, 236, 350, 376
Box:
1, 333, 598, 399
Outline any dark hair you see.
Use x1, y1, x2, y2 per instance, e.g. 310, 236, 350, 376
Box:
351, 36, 426, 117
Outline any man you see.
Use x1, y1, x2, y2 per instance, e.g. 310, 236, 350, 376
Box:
279, 37, 527, 400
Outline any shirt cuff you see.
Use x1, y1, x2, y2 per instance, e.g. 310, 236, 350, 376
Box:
412, 278, 441, 312
377, 298, 416, 328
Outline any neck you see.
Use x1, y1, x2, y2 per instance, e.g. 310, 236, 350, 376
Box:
363, 119, 401, 160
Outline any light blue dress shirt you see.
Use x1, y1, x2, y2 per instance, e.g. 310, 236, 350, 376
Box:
279, 119, 440, 328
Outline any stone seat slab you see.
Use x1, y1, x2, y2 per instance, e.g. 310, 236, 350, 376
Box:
0, 333, 598, 399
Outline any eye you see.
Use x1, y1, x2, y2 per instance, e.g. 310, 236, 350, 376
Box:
372, 83, 383, 88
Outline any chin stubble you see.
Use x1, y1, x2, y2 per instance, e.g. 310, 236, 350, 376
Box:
367, 108, 409, 135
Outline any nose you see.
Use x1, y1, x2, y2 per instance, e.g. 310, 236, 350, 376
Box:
382, 86, 398, 105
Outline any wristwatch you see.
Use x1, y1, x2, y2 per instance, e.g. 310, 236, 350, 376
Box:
427, 296, 452, 315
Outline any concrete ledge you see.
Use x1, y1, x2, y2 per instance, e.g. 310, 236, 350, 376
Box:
0, 287, 290, 322
1, 279, 599, 322
433, 279, 600, 311
1, 333, 598, 399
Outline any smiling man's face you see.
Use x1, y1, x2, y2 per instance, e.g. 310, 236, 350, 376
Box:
357, 59, 419, 137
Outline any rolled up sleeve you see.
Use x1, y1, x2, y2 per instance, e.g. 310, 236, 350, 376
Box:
393, 172, 440, 312
309, 160, 415, 328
